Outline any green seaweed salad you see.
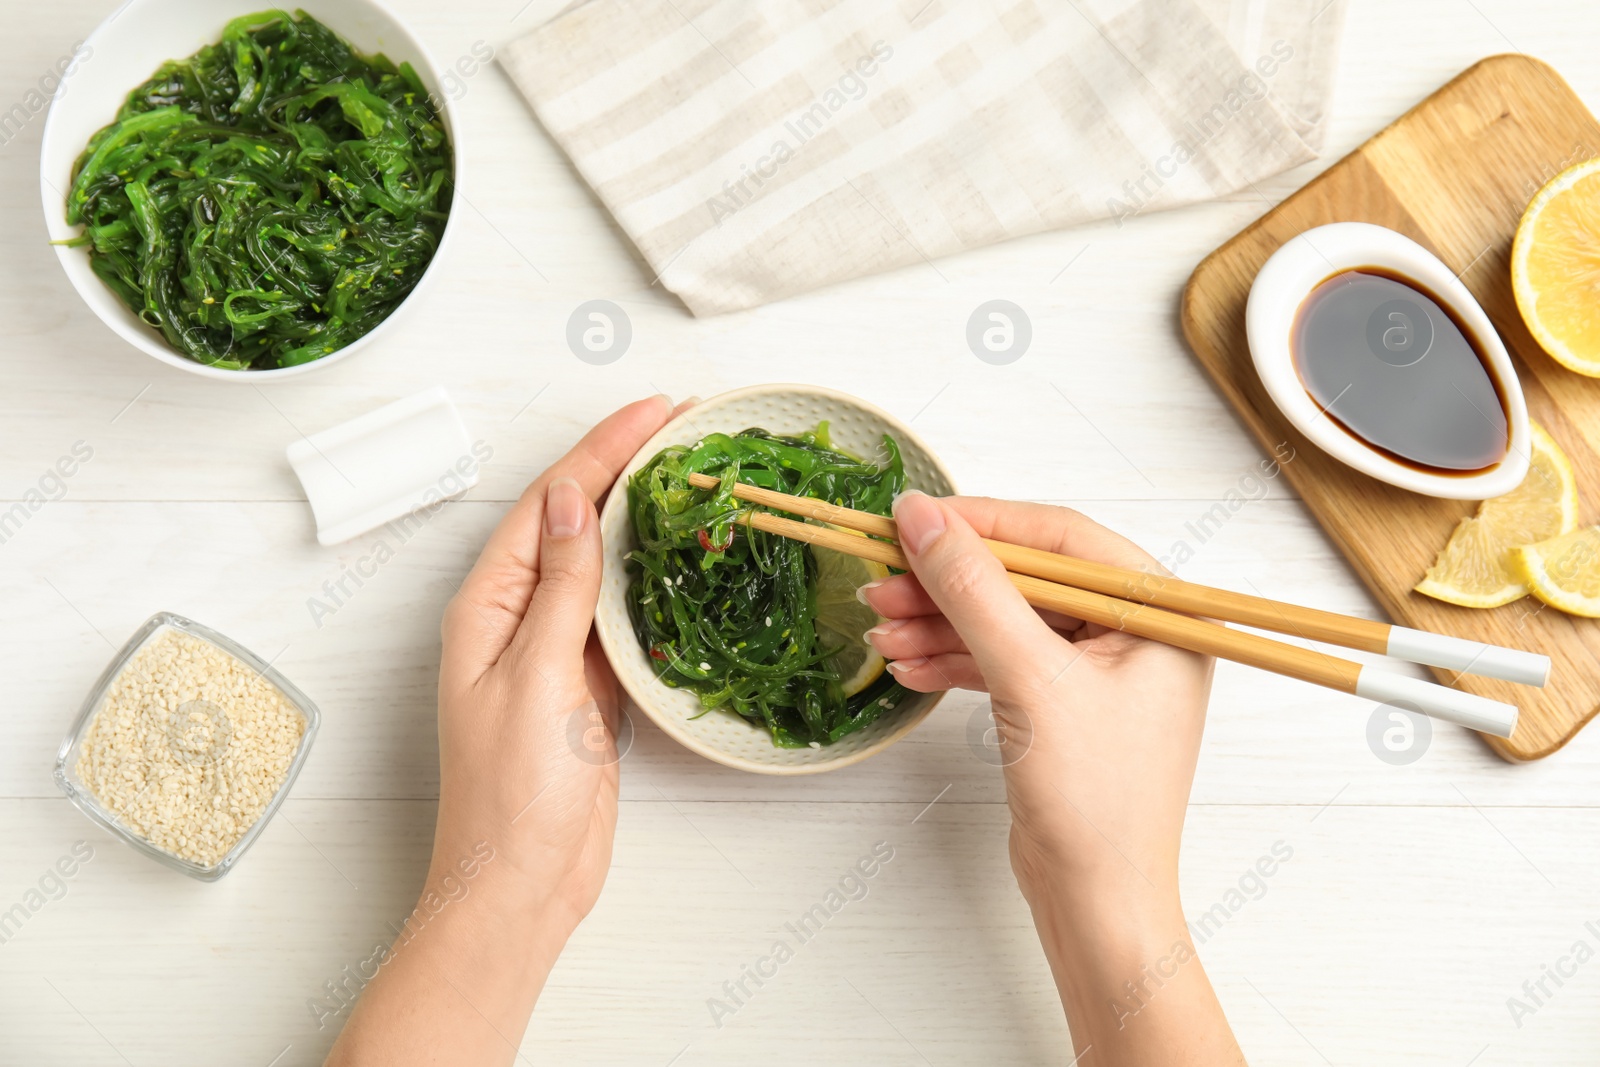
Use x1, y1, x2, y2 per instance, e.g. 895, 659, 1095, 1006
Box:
61, 10, 452, 369
627, 423, 912, 748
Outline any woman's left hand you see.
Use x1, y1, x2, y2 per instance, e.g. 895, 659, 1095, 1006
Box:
432, 393, 676, 926
326, 394, 676, 1066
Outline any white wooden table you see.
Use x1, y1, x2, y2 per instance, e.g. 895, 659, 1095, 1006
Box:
5, 2, 1600, 1063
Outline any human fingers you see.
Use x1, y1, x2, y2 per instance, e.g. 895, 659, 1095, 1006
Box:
889, 492, 1062, 676
866, 615, 966, 662
940, 496, 1164, 574
885, 652, 987, 692
443, 395, 673, 678
862, 573, 1084, 633
857, 574, 938, 618
502, 478, 603, 679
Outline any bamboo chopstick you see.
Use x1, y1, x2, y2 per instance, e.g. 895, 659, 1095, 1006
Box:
734, 509, 1516, 738
684, 472, 1549, 688
680, 474, 1528, 737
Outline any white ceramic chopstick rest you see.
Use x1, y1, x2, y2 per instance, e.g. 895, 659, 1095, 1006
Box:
288, 387, 484, 546
1354, 667, 1518, 738
1384, 627, 1550, 687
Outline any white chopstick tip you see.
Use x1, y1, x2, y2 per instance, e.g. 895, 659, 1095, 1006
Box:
1355, 668, 1518, 738
1385, 627, 1550, 687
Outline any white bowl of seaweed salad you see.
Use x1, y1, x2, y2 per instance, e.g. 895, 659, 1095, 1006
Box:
40, 1, 459, 378
596, 385, 959, 776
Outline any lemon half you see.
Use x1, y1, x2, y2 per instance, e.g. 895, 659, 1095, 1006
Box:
1512, 156, 1600, 375
812, 543, 889, 696
1415, 421, 1578, 608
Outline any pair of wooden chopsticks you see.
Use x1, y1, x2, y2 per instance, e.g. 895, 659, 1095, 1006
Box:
684, 473, 1545, 738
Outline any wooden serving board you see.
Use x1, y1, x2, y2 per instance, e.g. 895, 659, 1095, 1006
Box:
1181, 55, 1600, 761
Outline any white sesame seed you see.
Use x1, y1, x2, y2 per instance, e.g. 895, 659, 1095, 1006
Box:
75, 629, 305, 868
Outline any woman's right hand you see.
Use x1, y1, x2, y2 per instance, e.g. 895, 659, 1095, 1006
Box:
863, 493, 1212, 897
861, 493, 1244, 1065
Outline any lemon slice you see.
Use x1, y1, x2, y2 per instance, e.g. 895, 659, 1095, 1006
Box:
1415, 421, 1579, 608
1512, 156, 1600, 375
812, 540, 889, 696
1509, 527, 1600, 616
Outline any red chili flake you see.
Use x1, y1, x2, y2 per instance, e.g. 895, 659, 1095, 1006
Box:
649, 646, 668, 662
697, 528, 733, 552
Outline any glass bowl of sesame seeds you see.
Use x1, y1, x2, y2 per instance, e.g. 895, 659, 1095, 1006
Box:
53, 612, 321, 881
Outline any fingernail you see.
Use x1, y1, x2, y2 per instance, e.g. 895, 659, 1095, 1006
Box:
892, 491, 946, 555
863, 618, 903, 646
855, 579, 885, 606
546, 477, 586, 539
886, 657, 927, 675
680, 395, 703, 409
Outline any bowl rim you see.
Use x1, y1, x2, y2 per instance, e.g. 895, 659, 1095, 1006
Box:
38, 0, 462, 382
52, 611, 321, 880
1245, 221, 1530, 500
596, 384, 957, 776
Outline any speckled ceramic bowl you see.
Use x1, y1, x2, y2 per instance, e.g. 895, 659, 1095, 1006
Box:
596, 385, 956, 775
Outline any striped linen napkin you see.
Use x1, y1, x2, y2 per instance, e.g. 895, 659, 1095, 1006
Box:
501, 0, 1346, 316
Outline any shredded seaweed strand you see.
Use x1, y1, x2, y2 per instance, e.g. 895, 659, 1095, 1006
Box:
62, 9, 452, 369
626, 423, 911, 748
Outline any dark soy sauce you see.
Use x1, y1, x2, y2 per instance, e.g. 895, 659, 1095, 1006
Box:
1290, 269, 1508, 473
